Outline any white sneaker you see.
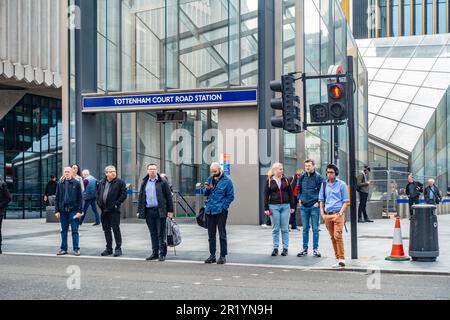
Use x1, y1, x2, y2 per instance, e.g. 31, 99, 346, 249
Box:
332, 260, 346, 269
261, 224, 270, 229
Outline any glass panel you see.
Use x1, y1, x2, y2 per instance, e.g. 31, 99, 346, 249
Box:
413, 87, 446, 107
389, 123, 423, 151
433, 58, 450, 72
369, 81, 395, 97
414, 0, 423, 35
388, 84, 419, 102
397, 70, 428, 86
390, 0, 399, 37
369, 116, 398, 141
368, 95, 386, 114
422, 72, 450, 89
437, 0, 447, 33
165, 0, 179, 89
402, 0, 411, 36
401, 104, 436, 127
378, 99, 409, 120
406, 57, 438, 71
424, 0, 433, 35
373, 68, 403, 83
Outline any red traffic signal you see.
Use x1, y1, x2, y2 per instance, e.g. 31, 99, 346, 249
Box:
329, 84, 344, 100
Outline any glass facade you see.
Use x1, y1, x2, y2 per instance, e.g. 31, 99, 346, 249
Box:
0, 95, 62, 218
354, 0, 450, 39
69, 0, 368, 202
357, 34, 450, 152
411, 88, 450, 191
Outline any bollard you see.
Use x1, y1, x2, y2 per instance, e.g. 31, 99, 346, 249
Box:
397, 195, 409, 219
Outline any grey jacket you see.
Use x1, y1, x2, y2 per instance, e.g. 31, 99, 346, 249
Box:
357, 171, 370, 194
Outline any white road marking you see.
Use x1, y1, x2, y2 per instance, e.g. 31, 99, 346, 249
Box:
193, 282, 202, 285
145, 291, 153, 294
232, 276, 240, 278
214, 279, 222, 281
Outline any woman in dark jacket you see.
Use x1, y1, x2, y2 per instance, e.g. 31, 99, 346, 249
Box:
264, 163, 296, 257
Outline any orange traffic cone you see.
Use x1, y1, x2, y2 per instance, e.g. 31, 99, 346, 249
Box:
385, 216, 410, 261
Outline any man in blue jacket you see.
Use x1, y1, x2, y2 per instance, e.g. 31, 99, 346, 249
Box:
203, 162, 235, 265
297, 159, 324, 258
80, 169, 100, 226
55, 167, 83, 256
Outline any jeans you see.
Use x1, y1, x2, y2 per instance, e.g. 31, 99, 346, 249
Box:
358, 192, 369, 220
101, 210, 122, 252
269, 204, 290, 250
145, 208, 167, 257
207, 211, 228, 257
60, 211, 80, 251
81, 198, 100, 224
300, 206, 320, 250
409, 197, 420, 217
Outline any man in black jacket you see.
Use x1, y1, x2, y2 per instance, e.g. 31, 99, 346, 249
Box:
137, 164, 174, 262
97, 165, 127, 257
0, 176, 12, 254
405, 175, 423, 217
44, 175, 57, 206
55, 167, 83, 256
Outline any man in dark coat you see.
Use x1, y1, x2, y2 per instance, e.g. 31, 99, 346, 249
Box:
55, 167, 83, 256
405, 175, 423, 216
138, 164, 174, 262
97, 165, 127, 257
424, 179, 442, 205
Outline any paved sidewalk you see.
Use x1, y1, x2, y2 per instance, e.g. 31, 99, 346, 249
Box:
1, 215, 449, 275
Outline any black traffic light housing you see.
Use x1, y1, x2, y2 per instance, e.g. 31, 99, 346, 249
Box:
327, 82, 348, 121
269, 75, 302, 133
309, 81, 349, 123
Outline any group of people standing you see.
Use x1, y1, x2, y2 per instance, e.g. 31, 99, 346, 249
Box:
264, 160, 350, 268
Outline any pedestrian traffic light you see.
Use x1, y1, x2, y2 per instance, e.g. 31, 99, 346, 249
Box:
310, 103, 329, 123
327, 82, 348, 121
269, 75, 302, 133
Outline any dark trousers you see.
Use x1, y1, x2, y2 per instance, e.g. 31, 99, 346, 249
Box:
409, 197, 420, 216
0, 215, 3, 248
207, 211, 228, 257
358, 192, 369, 220
145, 208, 167, 257
81, 198, 100, 224
101, 210, 122, 251
289, 198, 298, 229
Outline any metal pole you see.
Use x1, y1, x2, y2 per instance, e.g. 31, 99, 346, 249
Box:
347, 56, 358, 260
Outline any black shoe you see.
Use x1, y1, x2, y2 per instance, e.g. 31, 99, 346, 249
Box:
358, 219, 366, 223
204, 255, 216, 264
271, 249, 278, 256
93, 223, 100, 226
158, 256, 166, 262
364, 219, 374, 223
281, 249, 288, 256
101, 250, 113, 257
297, 249, 308, 257
0, 248, 2, 254
114, 249, 122, 257
217, 256, 226, 264
146, 253, 159, 260
57, 250, 68, 256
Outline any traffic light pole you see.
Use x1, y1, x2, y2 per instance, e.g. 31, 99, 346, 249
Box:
347, 56, 358, 260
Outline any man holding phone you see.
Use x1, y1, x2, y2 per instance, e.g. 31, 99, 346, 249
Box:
202, 163, 235, 265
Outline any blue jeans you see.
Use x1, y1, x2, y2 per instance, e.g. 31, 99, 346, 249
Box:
81, 198, 100, 224
300, 206, 320, 250
60, 211, 80, 251
269, 204, 290, 250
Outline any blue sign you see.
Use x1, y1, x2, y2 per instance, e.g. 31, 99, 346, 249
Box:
83, 89, 257, 111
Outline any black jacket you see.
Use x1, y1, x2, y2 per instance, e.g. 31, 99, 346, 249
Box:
264, 176, 296, 211
55, 178, 83, 213
45, 180, 57, 196
406, 181, 423, 199
137, 174, 174, 219
0, 181, 12, 215
97, 178, 128, 213
424, 185, 442, 204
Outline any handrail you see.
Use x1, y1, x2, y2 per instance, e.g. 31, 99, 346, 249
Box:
174, 191, 196, 217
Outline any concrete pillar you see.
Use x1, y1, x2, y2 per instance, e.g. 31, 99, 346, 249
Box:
218, 106, 259, 225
